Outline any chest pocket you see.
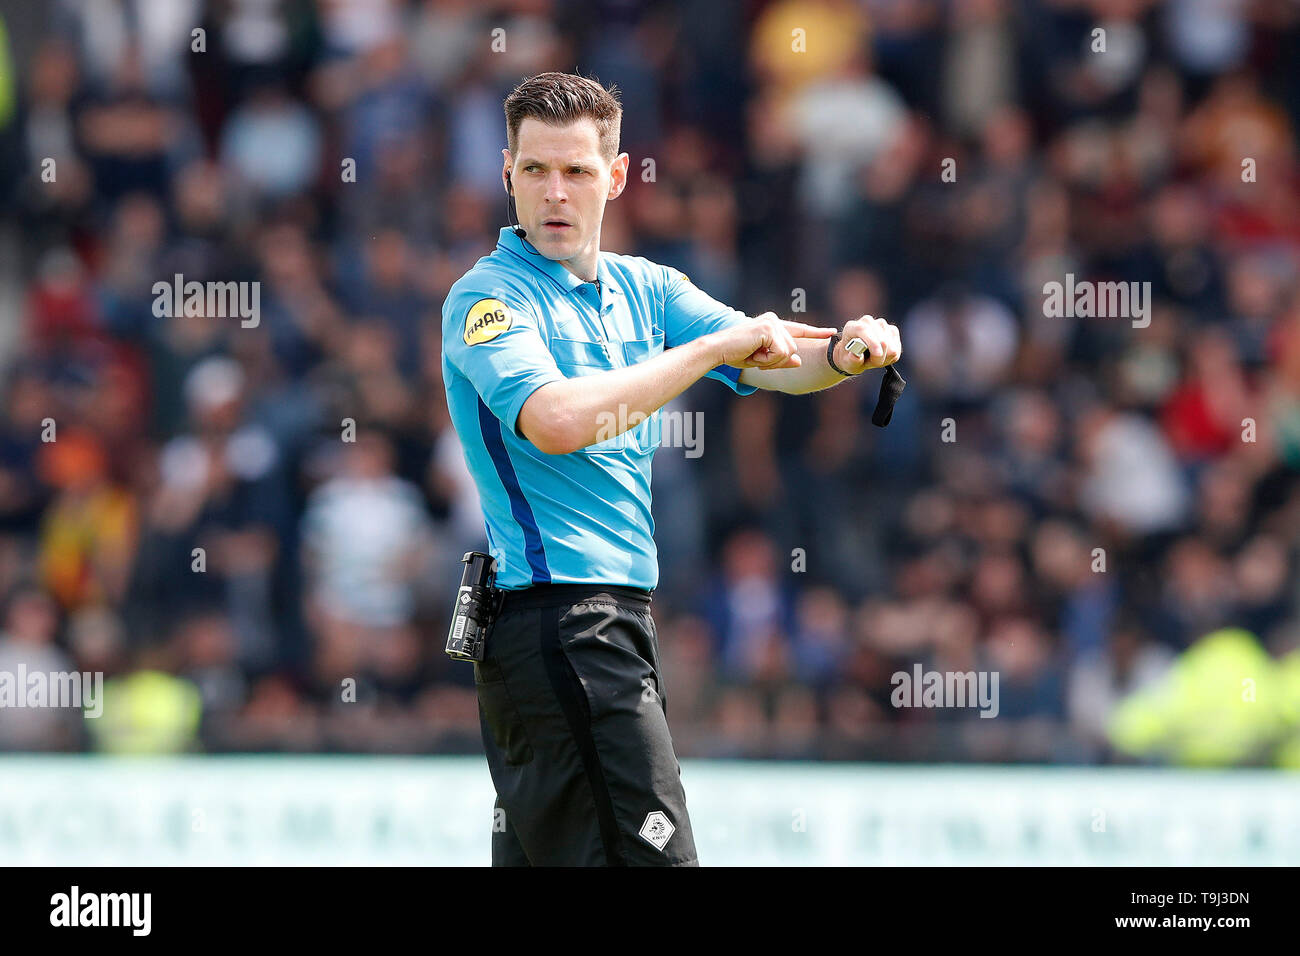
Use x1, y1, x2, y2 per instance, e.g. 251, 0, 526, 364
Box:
549, 333, 664, 456
550, 337, 614, 372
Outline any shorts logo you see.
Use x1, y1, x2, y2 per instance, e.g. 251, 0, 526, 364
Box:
464, 298, 513, 345
638, 810, 675, 851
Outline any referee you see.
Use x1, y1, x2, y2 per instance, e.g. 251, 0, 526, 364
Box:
441, 72, 901, 866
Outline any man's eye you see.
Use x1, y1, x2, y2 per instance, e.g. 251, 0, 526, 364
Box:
525, 165, 541, 173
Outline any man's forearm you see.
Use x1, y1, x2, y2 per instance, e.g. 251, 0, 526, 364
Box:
738, 336, 854, 394
518, 336, 719, 454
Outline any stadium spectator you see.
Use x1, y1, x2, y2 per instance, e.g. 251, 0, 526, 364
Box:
1, 0, 1299, 766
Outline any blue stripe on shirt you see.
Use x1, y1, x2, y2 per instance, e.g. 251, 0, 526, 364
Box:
477, 397, 551, 583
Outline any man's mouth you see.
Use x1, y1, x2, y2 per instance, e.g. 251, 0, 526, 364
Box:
541, 218, 573, 230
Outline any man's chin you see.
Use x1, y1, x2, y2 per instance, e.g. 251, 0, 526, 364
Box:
531, 232, 579, 259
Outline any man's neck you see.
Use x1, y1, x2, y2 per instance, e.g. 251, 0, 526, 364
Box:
558, 235, 601, 283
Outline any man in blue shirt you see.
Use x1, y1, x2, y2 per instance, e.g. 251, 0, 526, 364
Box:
442, 73, 901, 866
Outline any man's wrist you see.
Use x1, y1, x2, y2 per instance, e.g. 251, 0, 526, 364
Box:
826, 332, 862, 376
696, 332, 727, 371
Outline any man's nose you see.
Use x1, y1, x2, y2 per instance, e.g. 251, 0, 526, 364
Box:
544, 171, 568, 202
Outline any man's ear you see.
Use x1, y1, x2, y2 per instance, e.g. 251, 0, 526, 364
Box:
502, 149, 513, 193
608, 152, 630, 200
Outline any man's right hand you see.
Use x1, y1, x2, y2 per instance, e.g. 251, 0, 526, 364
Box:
708, 313, 837, 370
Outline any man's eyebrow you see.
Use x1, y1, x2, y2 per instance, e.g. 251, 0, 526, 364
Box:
516, 157, 597, 169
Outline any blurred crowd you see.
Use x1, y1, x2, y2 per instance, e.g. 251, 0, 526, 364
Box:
2, 0, 1300, 764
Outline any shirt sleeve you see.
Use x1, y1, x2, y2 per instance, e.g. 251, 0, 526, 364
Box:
660, 265, 757, 396
443, 285, 566, 438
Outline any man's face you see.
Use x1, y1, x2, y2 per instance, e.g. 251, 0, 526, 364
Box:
503, 117, 628, 265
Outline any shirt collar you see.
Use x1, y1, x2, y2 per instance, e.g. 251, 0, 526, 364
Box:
496, 226, 622, 297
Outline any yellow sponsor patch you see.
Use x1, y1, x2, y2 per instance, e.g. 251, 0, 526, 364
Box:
464, 298, 513, 345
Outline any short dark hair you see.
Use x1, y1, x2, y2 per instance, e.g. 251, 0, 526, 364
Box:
504, 72, 622, 161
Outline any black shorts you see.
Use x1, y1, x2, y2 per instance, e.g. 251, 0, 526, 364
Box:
474, 583, 699, 866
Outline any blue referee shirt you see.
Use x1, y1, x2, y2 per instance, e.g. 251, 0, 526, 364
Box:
441, 226, 757, 590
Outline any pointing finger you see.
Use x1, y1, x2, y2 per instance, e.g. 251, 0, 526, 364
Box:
781, 321, 837, 338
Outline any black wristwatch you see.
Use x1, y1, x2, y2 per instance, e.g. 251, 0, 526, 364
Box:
825, 332, 861, 376
825, 329, 908, 427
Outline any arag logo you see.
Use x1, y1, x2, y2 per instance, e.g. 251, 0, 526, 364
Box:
464, 298, 513, 345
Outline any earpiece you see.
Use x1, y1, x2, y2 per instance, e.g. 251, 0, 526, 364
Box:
505, 171, 525, 238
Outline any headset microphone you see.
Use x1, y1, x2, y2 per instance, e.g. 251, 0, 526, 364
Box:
506, 173, 526, 238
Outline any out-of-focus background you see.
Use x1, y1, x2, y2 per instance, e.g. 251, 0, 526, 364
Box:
0, 0, 1299, 864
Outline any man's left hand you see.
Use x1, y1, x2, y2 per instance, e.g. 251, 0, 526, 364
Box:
837, 315, 901, 374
